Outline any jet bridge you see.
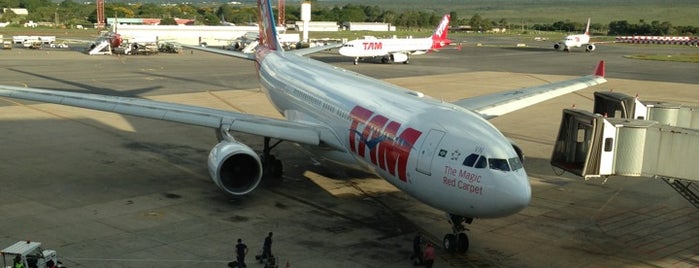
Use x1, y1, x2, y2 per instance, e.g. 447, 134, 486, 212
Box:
551, 91, 699, 208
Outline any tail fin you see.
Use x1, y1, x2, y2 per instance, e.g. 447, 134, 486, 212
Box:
584, 18, 591, 36
430, 14, 451, 49
431, 14, 450, 41
257, 0, 281, 51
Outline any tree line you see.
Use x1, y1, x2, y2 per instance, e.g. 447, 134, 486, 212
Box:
0, 0, 696, 35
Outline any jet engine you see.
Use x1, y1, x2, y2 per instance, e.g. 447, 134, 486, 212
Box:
390, 53, 409, 63
585, 44, 596, 52
553, 43, 561, 50
208, 141, 263, 195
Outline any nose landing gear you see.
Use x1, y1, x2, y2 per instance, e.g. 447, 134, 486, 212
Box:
443, 214, 472, 253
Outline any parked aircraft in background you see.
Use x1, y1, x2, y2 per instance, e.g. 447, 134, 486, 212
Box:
0, 0, 607, 253
554, 18, 598, 52
338, 14, 451, 64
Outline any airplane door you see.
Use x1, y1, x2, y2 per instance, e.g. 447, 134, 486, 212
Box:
416, 129, 445, 175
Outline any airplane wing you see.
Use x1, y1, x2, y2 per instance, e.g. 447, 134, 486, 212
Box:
182, 45, 257, 60
452, 61, 606, 120
0, 85, 325, 146
291, 43, 343, 56
183, 43, 342, 61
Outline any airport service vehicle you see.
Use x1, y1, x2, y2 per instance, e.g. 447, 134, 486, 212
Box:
338, 14, 451, 64
554, 18, 596, 52
0, 0, 607, 253
1, 241, 62, 268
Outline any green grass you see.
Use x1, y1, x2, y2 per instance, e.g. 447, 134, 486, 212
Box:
624, 53, 699, 63
337, 0, 699, 26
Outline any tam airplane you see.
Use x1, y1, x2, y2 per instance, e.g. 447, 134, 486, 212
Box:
554, 18, 597, 52
338, 14, 451, 65
0, 0, 607, 253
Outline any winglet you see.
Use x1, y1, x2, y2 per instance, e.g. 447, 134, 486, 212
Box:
594, 60, 605, 77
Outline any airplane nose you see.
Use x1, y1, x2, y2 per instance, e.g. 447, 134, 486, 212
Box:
496, 173, 531, 215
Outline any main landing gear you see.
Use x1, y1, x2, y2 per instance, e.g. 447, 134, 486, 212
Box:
261, 137, 283, 180
216, 127, 284, 180
443, 214, 472, 253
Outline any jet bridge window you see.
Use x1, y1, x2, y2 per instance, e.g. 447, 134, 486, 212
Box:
489, 158, 510, 171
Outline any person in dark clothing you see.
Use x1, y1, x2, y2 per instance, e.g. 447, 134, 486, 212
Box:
236, 238, 248, 268
423, 242, 435, 268
262, 232, 273, 259
410, 234, 423, 265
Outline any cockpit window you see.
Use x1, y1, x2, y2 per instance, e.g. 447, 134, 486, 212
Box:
489, 158, 510, 171
508, 157, 523, 171
475, 156, 487, 168
462, 154, 478, 167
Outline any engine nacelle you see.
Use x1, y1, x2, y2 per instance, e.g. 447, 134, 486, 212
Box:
553, 43, 561, 50
208, 141, 262, 195
586, 44, 596, 52
391, 52, 409, 63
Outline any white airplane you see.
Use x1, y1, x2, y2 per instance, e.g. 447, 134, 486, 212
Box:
339, 14, 451, 65
554, 18, 597, 52
0, 0, 607, 253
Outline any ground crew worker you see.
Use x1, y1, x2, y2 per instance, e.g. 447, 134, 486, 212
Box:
236, 238, 248, 268
13, 255, 24, 268
423, 242, 435, 268
410, 234, 423, 265
262, 232, 273, 259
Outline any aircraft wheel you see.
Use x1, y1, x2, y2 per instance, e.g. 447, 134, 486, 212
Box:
456, 233, 469, 253
263, 155, 283, 179
272, 158, 283, 178
443, 234, 456, 253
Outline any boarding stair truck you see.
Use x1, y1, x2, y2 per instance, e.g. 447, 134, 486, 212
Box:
1, 241, 63, 268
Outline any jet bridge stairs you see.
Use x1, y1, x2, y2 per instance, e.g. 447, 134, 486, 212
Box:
550, 91, 699, 209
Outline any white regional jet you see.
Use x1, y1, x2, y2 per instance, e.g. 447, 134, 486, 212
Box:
339, 14, 451, 65
0, 0, 607, 253
554, 18, 596, 52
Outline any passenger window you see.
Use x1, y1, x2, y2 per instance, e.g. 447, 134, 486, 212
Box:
489, 158, 510, 171
475, 156, 487, 168
462, 154, 478, 167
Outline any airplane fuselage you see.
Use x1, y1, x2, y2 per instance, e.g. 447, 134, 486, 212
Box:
256, 49, 531, 218
339, 37, 434, 58
563, 34, 591, 49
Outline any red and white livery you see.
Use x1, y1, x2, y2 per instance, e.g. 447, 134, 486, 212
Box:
339, 14, 451, 64
0, 0, 607, 253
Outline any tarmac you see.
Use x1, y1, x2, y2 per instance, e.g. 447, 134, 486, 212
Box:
0, 39, 697, 267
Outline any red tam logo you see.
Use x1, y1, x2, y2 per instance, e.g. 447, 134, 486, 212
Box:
348, 105, 422, 182
362, 42, 383, 50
